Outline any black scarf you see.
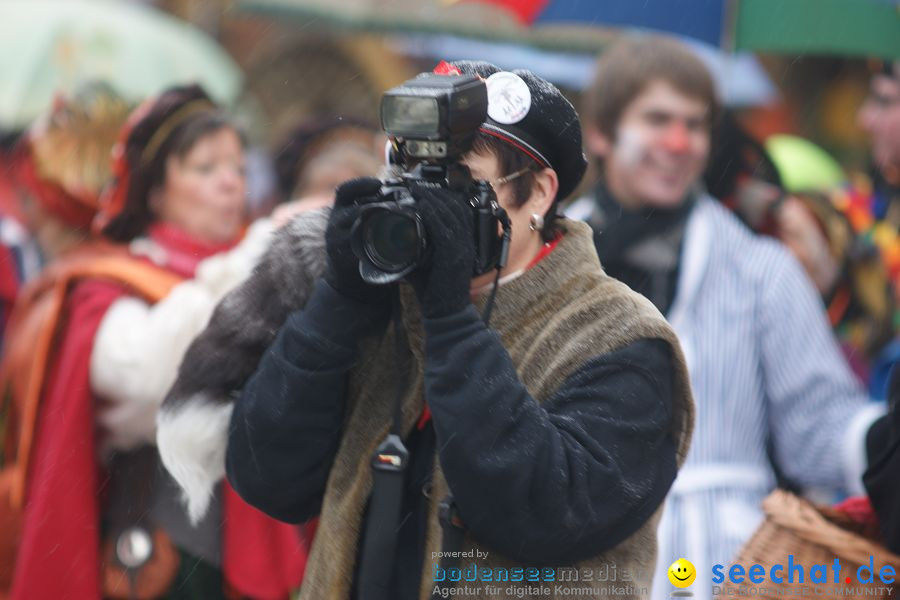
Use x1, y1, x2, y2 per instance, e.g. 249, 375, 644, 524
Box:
590, 183, 695, 315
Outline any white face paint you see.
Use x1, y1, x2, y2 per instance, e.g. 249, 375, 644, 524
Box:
614, 125, 649, 168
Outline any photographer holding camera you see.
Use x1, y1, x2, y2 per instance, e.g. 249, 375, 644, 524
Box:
226, 61, 695, 600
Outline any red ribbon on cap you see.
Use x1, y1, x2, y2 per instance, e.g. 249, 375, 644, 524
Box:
433, 61, 462, 75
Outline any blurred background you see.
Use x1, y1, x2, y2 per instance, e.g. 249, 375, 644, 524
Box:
1, 4, 899, 597
2, 0, 898, 183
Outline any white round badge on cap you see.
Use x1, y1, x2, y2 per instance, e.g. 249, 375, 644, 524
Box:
485, 72, 531, 125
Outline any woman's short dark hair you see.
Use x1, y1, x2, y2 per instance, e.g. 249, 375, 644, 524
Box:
102, 85, 245, 243
471, 133, 562, 243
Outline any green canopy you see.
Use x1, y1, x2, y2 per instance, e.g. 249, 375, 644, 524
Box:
735, 0, 900, 60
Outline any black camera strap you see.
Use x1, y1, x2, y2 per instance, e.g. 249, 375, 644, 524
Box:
358, 292, 410, 600
480, 264, 503, 326
361, 250, 507, 599
481, 209, 511, 326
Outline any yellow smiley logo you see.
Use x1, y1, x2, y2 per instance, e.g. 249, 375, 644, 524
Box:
668, 558, 696, 588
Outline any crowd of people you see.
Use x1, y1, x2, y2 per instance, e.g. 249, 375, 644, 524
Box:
0, 32, 898, 600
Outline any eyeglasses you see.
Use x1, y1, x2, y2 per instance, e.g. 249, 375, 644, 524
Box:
489, 166, 534, 188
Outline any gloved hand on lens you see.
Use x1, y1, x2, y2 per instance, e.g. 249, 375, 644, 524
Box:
406, 183, 475, 319
325, 177, 391, 307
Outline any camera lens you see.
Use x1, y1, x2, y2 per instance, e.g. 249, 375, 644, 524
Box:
364, 210, 421, 272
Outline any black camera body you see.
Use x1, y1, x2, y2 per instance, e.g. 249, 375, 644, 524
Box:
350, 73, 510, 284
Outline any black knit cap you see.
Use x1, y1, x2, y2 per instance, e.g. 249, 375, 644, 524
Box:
447, 60, 587, 202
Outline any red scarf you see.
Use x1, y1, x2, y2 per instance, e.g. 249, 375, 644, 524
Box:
144, 222, 237, 278
11, 226, 306, 599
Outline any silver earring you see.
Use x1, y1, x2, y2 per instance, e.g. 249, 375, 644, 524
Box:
529, 213, 544, 232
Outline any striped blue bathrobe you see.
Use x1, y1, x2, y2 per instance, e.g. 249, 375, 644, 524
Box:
570, 195, 881, 600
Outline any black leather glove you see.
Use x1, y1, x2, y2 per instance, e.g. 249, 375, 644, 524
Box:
406, 184, 475, 319
325, 177, 390, 307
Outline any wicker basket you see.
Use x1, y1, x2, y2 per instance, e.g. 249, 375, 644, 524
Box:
723, 490, 900, 600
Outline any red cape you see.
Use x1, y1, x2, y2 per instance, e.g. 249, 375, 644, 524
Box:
11, 271, 307, 599
10, 278, 110, 599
